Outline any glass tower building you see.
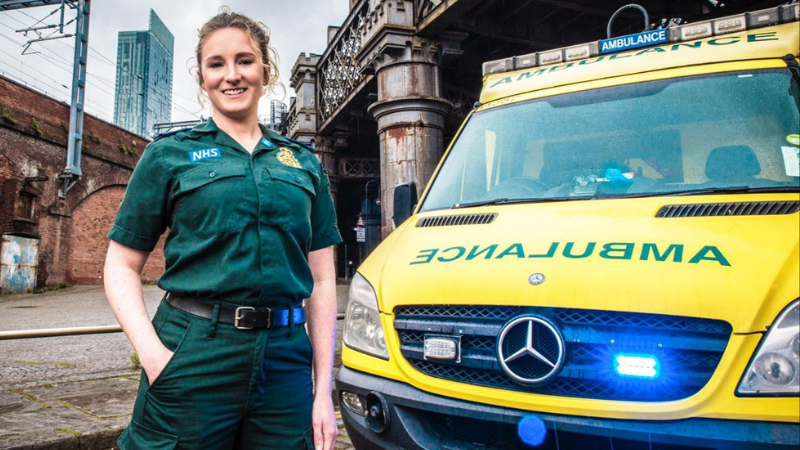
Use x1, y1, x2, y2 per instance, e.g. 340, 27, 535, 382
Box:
113, 10, 174, 138
269, 99, 288, 131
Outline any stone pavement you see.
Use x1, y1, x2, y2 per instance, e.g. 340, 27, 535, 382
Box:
0, 375, 355, 450
0, 284, 354, 450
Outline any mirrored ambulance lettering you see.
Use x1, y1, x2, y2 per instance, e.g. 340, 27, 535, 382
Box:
411, 242, 731, 266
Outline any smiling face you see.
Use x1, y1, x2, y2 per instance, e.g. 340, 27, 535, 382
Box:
199, 27, 267, 123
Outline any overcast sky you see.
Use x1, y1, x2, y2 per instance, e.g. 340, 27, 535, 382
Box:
0, 0, 350, 126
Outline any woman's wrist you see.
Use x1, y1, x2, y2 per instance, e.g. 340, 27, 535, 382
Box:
313, 385, 333, 400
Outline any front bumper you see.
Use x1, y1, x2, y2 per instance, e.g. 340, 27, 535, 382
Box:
335, 366, 799, 450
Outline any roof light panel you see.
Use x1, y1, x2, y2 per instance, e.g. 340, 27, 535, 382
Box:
679, 21, 713, 40
538, 50, 563, 66
746, 8, 780, 27
514, 53, 538, 70
564, 42, 599, 62
780, 4, 800, 22
713, 15, 747, 34
483, 58, 514, 76
482, 5, 796, 77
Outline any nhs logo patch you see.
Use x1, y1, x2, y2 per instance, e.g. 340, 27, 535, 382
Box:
189, 148, 221, 162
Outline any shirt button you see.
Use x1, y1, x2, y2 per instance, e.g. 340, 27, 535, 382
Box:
209, 172, 216, 178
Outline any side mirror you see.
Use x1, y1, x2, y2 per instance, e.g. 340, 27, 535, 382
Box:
392, 182, 417, 227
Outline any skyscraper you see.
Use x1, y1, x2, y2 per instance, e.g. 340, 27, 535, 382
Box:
269, 99, 288, 131
113, 10, 173, 138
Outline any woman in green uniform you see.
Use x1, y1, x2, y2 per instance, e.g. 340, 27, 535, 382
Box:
104, 9, 341, 450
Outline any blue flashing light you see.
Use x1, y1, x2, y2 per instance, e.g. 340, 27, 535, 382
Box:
615, 354, 660, 378
518, 416, 548, 447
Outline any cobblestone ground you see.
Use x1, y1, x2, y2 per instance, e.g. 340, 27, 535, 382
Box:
97, 398, 354, 450
335, 409, 355, 450
0, 285, 356, 450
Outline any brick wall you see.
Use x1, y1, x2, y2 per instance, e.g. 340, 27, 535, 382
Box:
0, 75, 165, 289
68, 186, 166, 285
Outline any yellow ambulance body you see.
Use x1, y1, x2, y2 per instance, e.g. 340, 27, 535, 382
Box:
337, 6, 800, 449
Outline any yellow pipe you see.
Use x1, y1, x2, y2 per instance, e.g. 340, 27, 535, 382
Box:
0, 325, 122, 340
0, 314, 346, 340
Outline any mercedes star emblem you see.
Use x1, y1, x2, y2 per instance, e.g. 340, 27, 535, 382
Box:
497, 315, 565, 384
528, 273, 545, 285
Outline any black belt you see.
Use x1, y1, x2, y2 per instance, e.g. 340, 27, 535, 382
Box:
165, 293, 305, 330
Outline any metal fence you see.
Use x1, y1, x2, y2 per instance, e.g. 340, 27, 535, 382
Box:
0, 313, 346, 340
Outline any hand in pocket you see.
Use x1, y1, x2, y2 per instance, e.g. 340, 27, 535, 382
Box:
143, 343, 175, 385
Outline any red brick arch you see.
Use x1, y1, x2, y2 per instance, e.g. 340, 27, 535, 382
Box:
67, 185, 165, 285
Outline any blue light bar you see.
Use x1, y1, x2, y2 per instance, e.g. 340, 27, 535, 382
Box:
482, 4, 800, 76
615, 354, 660, 378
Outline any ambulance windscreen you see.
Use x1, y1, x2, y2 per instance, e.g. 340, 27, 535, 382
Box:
420, 69, 800, 212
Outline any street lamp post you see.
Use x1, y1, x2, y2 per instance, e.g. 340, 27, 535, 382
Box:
364, 179, 379, 255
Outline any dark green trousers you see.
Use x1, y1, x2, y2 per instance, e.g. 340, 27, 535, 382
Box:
118, 300, 314, 450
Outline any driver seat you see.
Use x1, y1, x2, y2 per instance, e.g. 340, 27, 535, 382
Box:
705, 145, 761, 184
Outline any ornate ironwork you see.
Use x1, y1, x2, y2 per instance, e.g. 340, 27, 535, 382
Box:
339, 157, 380, 178
444, 87, 478, 119
416, 0, 442, 24
318, 0, 371, 123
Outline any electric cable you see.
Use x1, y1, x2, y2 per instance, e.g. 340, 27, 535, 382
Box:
3, 11, 203, 120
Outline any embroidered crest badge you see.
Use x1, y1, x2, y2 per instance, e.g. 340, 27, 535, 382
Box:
277, 148, 302, 168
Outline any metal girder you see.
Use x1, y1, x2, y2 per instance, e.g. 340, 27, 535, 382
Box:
417, 0, 484, 35
0, 0, 72, 11
153, 120, 203, 136
518, 0, 618, 17
0, 0, 89, 198
59, 0, 89, 197
452, 17, 561, 47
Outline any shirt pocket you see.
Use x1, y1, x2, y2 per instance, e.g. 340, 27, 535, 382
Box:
265, 166, 316, 245
176, 162, 250, 237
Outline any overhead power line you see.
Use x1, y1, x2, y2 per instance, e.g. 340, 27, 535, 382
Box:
2, 10, 203, 120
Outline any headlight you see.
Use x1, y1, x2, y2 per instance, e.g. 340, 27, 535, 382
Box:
343, 273, 388, 359
737, 300, 799, 396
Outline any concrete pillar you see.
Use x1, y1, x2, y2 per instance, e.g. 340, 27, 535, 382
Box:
368, 38, 452, 238
288, 53, 320, 146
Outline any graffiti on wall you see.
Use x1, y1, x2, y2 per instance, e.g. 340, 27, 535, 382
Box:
1, 235, 39, 294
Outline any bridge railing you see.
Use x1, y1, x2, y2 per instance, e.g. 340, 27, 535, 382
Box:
415, 0, 437, 25
317, 0, 373, 126
0, 314, 346, 340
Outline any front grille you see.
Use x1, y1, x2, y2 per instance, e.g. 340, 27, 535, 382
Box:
552, 308, 730, 333
395, 306, 731, 402
417, 213, 497, 227
422, 410, 529, 450
420, 409, 715, 450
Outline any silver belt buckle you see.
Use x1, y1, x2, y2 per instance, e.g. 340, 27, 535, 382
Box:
234, 306, 256, 330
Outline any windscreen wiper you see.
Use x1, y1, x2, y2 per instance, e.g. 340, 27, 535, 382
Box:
452, 196, 584, 208
451, 186, 798, 208
598, 185, 800, 199
452, 198, 509, 209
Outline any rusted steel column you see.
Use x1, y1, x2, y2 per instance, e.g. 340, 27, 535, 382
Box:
314, 135, 339, 197
313, 135, 341, 270
368, 38, 452, 238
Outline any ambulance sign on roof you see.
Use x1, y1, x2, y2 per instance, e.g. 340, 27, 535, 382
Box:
600, 29, 668, 54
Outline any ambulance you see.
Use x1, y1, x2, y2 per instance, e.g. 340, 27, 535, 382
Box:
336, 3, 800, 449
